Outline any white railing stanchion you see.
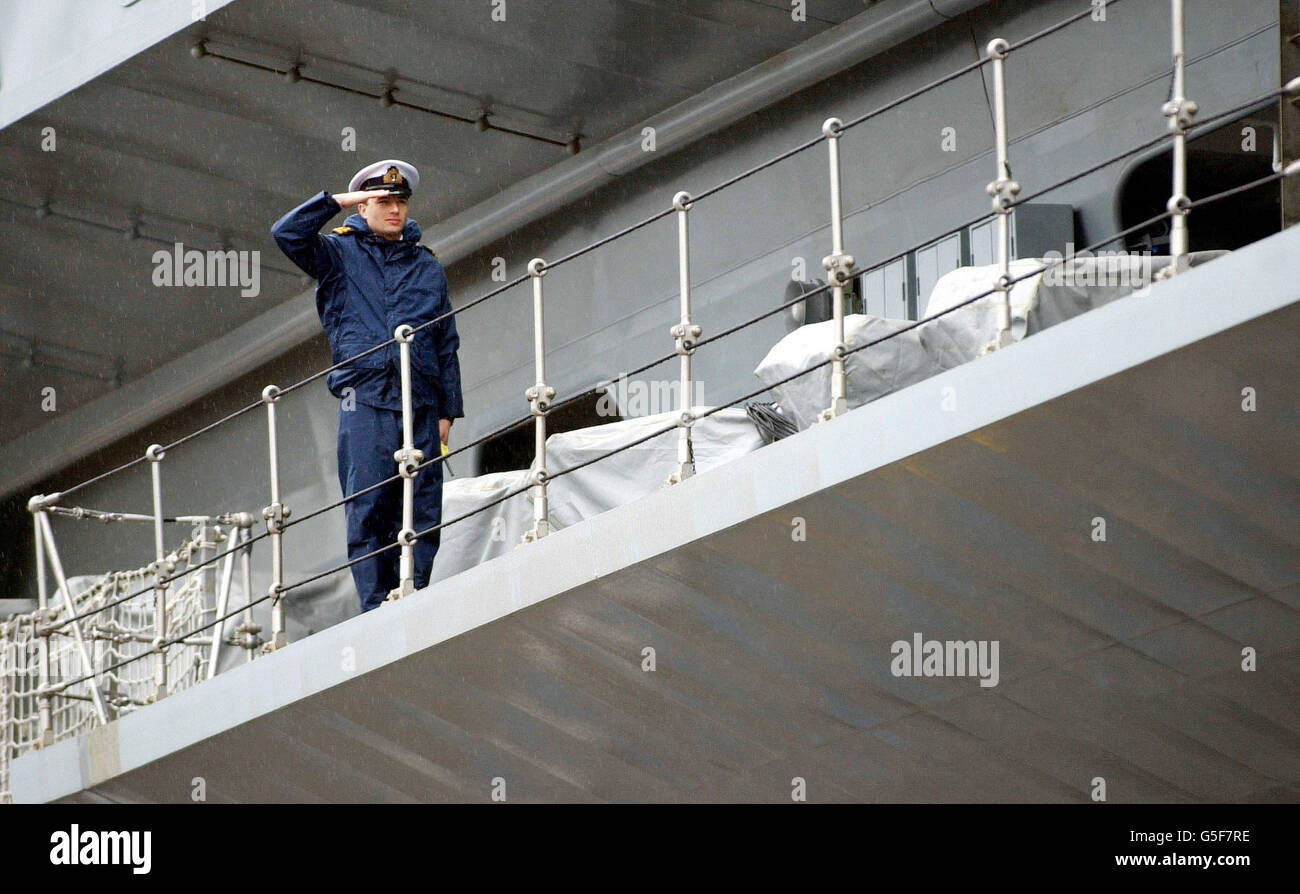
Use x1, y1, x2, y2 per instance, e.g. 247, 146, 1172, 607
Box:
261, 386, 290, 651
145, 443, 170, 699
521, 258, 554, 543
235, 523, 261, 660
27, 496, 55, 745
1160, 0, 1197, 278
667, 191, 701, 485
388, 324, 425, 602
818, 117, 855, 422
984, 38, 1021, 353
195, 519, 212, 674
207, 524, 236, 680
34, 511, 109, 723
206, 514, 255, 679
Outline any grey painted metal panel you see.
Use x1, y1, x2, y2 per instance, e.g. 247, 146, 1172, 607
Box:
11, 224, 1299, 802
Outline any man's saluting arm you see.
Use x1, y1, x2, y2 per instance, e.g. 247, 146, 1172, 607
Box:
271, 189, 390, 279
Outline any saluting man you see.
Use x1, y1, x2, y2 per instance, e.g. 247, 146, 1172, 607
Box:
271, 159, 464, 613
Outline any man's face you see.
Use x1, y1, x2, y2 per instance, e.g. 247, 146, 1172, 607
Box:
358, 193, 410, 240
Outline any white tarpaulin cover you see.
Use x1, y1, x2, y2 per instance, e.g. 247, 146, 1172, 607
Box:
753, 315, 948, 431
919, 251, 1228, 368
756, 252, 1229, 428
430, 469, 533, 582
431, 407, 764, 581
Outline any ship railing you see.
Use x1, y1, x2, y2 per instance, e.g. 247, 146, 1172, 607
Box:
7, 0, 1300, 797
0, 512, 258, 801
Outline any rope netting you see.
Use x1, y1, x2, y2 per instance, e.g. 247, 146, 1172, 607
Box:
0, 524, 230, 802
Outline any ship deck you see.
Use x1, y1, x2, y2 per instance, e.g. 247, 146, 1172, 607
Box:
12, 224, 1300, 803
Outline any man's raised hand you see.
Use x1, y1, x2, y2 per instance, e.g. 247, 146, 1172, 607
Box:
333, 189, 396, 208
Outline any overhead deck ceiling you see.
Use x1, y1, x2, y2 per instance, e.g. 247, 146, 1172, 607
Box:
14, 226, 1299, 803
0, 0, 874, 444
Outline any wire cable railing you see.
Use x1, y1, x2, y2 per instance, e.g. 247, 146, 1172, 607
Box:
46, 156, 1297, 698
256, 77, 1300, 534
39, 111, 1280, 649
51, 211, 1173, 693
13, 0, 1300, 765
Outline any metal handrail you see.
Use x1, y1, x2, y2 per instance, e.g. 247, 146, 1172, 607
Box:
13, 0, 1298, 746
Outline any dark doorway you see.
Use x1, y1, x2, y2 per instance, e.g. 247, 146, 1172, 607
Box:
1118, 110, 1281, 255
477, 388, 621, 476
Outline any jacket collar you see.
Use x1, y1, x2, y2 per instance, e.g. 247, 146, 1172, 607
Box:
343, 212, 422, 244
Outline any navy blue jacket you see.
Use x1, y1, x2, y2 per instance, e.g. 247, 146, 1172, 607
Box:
271, 191, 464, 418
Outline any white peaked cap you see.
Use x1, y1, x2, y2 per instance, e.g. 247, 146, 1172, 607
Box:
348, 159, 420, 194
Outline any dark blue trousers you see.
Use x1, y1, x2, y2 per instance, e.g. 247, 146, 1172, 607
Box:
337, 400, 444, 612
